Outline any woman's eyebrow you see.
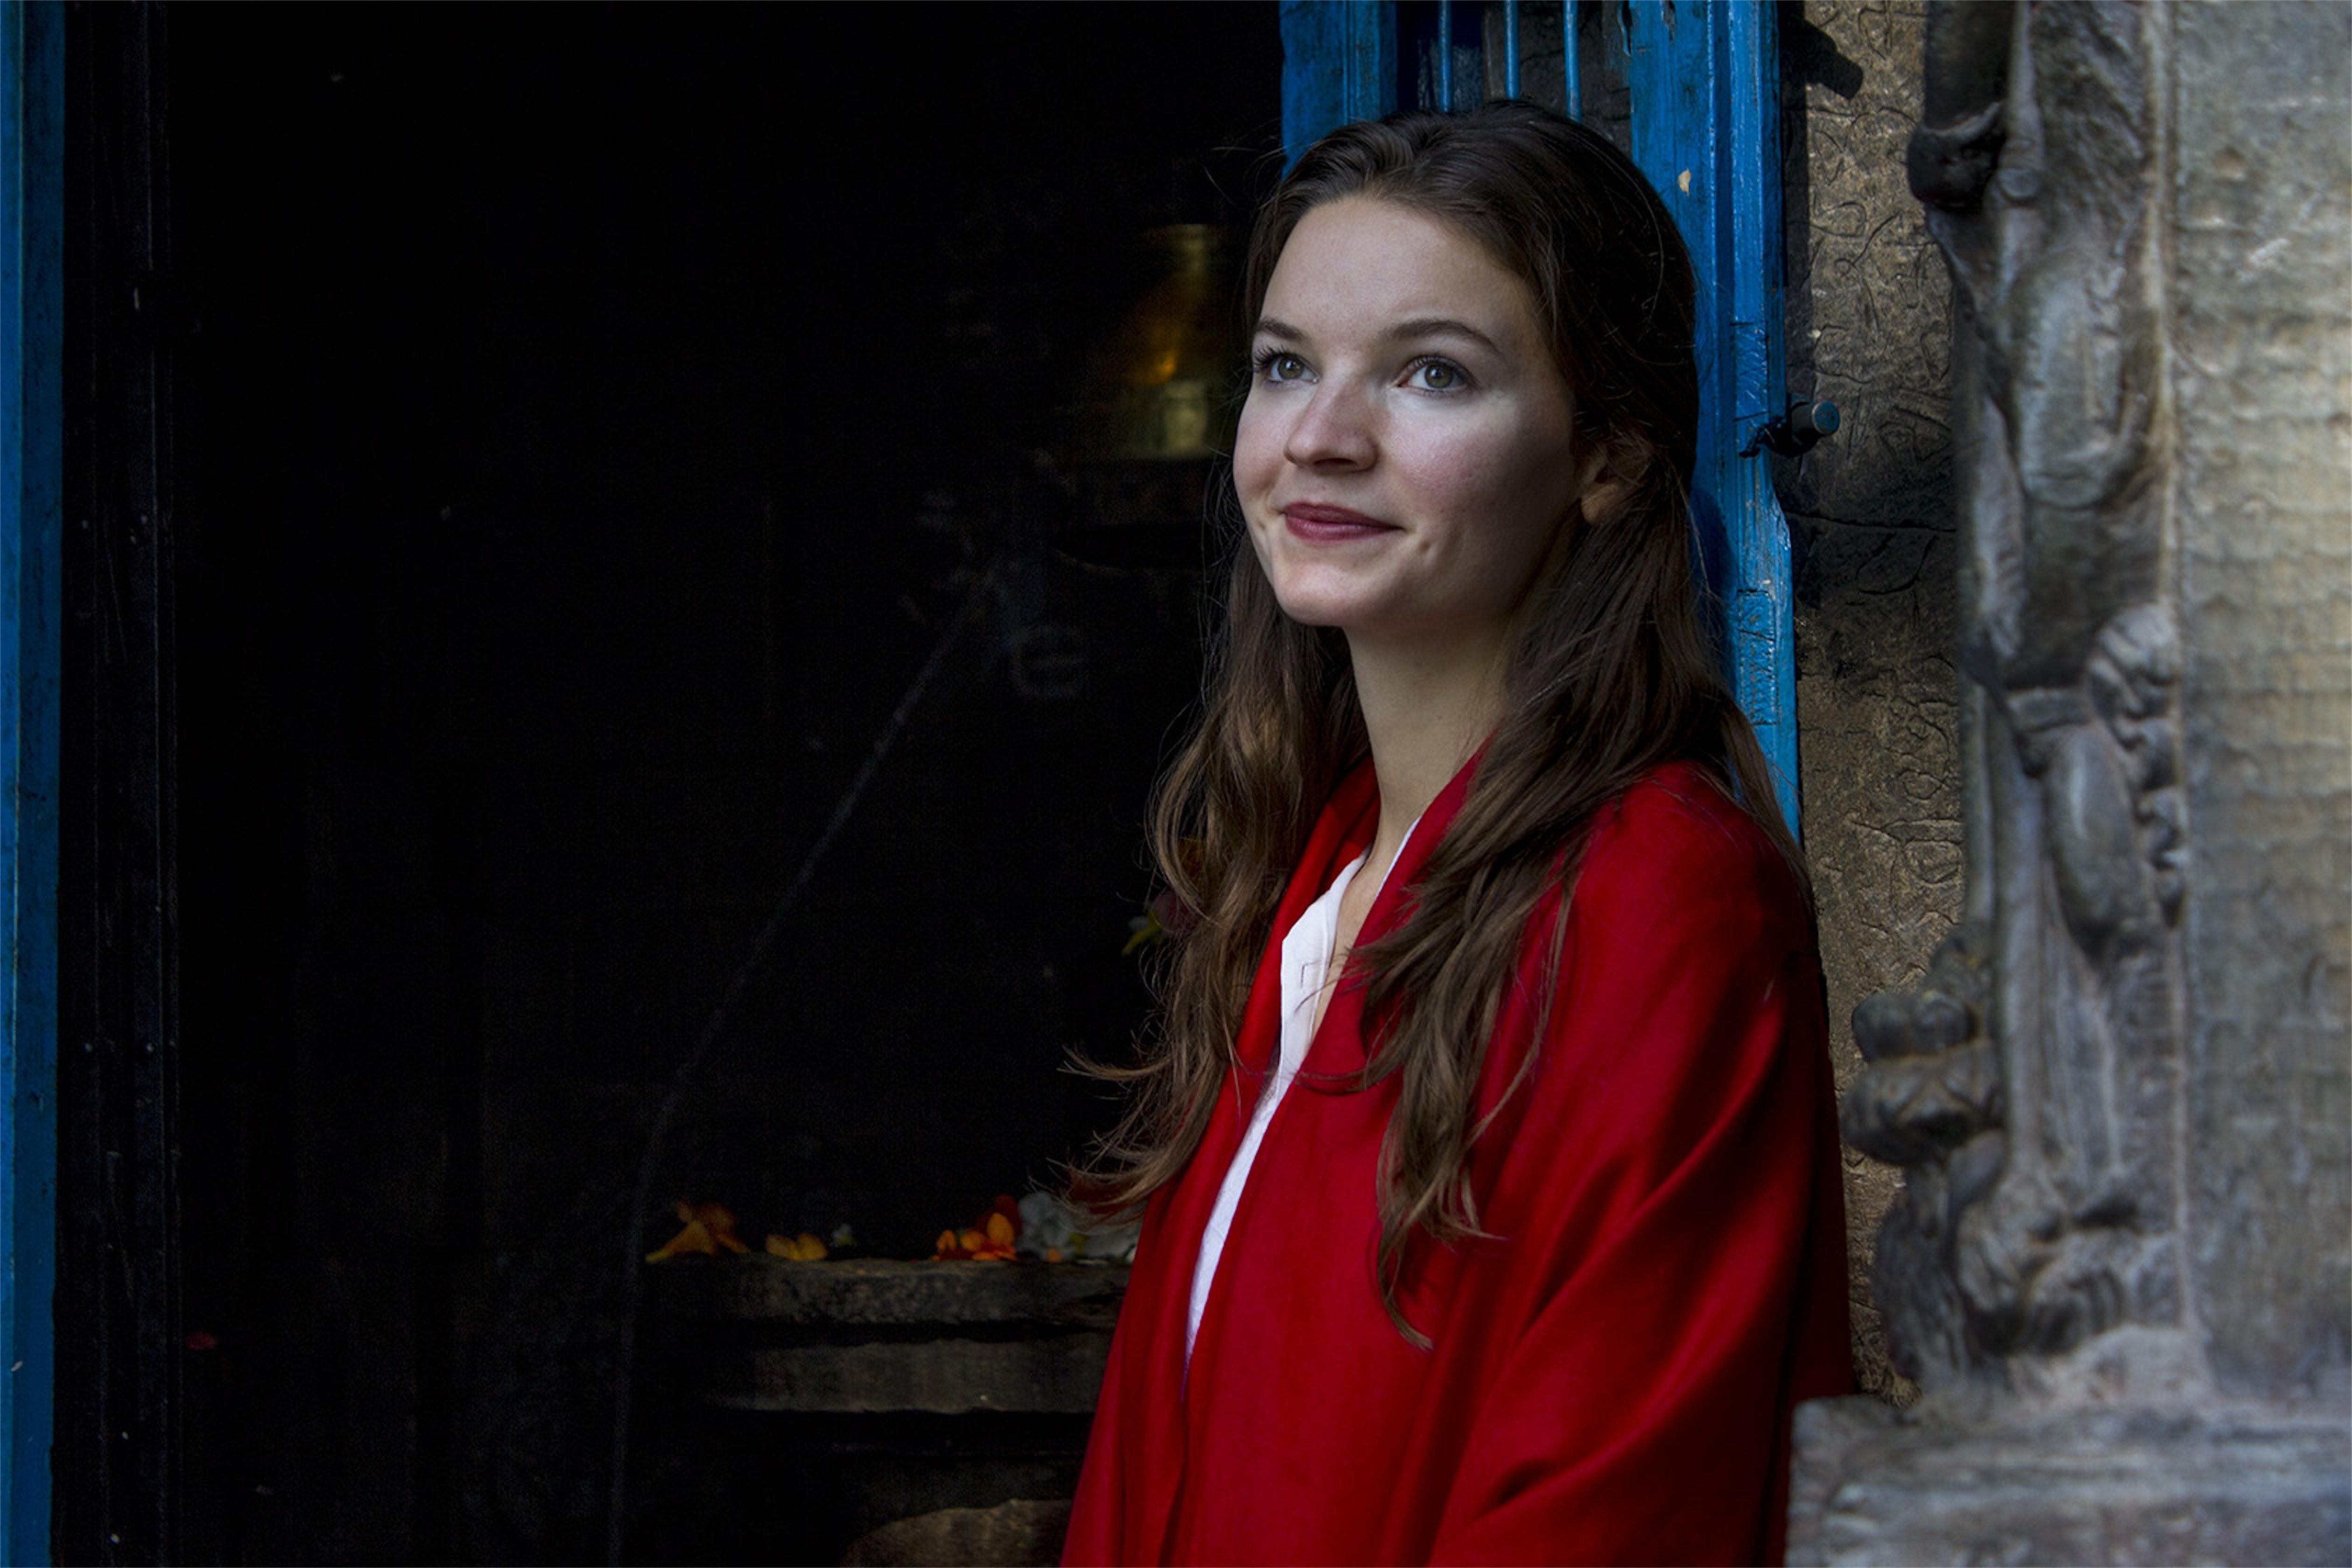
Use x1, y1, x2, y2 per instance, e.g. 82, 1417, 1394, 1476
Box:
1386, 316, 1503, 355
1251, 315, 1504, 356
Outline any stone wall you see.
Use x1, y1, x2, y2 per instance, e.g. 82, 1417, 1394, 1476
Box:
1781, 0, 1957, 1403
2169, 0, 2352, 1399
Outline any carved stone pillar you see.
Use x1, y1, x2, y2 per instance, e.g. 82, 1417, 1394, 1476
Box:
1786, 3, 2351, 1561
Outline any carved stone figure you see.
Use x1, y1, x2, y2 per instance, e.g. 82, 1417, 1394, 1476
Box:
1844, 0, 2187, 1394
1788, 3, 2350, 1560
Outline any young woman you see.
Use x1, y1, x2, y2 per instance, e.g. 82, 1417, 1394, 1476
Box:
1063, 103, 1852, 1566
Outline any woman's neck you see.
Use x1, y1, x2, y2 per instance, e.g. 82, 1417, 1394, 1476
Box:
1344, 627, 1509, 860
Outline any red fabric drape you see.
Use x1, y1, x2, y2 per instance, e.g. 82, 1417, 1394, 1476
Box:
1064, 759, 1853, 1566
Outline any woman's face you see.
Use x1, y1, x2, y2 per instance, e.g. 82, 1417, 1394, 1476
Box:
1234, 197, 1592, 657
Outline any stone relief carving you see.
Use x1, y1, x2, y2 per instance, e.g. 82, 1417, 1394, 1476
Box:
1789, 4, 2347, 1558
1840, 0, 2193, 1393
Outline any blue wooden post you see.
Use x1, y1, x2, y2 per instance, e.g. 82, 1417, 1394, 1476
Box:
1436, 0, 1455, 108
1280, 0, 1397, 163
1561, 1, 1580, 121
1622, 0, 1800, 832
0, 1, 61, 1560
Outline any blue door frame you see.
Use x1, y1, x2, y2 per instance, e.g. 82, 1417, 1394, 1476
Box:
1279, 0, 1803, 833
0, 1, 62, 1561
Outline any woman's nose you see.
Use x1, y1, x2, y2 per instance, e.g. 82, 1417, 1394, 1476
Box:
1282, 383, 1377, 470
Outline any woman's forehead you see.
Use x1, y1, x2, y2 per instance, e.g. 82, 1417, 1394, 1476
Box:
1259, 198, 1543, 347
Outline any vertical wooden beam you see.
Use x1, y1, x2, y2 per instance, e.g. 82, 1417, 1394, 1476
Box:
1280, 0, 1397, 163
0, 2, 63, 1560
1437, 0, 1456, 107
1561, 1, 1580, 121
1624, 0, 1799, 831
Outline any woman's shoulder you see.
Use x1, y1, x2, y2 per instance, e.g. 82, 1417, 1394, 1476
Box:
1570, 760, 1808, 934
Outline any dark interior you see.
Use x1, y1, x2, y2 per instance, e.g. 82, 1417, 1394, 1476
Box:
157, 7, 1279, 1559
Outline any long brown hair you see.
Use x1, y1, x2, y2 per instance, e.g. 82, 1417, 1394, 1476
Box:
1072, 103, 1803, 1345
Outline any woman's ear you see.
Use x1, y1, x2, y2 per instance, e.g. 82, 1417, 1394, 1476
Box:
1572, 436, 1642, 526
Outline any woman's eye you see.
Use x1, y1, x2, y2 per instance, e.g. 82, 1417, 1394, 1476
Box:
1257, 351, 1309, 383
1407, 358, 1469, 392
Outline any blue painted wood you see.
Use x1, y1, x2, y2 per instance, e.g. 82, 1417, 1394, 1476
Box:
0, 2, 62, 1560
1280, 0, 1398, 164
1436, 0, 1454, 108
1561, 1, 1580, 121
1622, 0, 1799, 832
1503, 1, 1519, 98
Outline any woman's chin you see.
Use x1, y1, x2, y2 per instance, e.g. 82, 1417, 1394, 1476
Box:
1270, 591, 1372, 632
1262, 566, 1394, 631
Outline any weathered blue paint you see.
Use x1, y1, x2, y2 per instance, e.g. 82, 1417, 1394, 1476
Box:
1622, 0, 1799, 831
0, 2, 61, 1560
1280, 0, 1398, 164
1561, 1, 1580, 121
1436, 0, 1454, 108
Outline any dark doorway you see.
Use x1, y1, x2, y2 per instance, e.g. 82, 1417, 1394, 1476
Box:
73, 6, 1279, 1561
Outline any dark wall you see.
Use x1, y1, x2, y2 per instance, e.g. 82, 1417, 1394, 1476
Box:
163, 7, 1278, 1561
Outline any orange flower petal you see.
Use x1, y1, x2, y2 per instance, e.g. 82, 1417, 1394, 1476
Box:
646, 1218, 718, 1263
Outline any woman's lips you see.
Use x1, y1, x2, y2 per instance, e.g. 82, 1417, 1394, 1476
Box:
1282, 502, 1398, 543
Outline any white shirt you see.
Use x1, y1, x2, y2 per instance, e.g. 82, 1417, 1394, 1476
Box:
1185, 815, 1421, 1369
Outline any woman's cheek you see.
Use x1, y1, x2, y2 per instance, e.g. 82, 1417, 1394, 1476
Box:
1232, 399, 1283, 508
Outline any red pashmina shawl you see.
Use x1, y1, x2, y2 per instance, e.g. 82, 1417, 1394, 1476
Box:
1063, 757, 1853, 1566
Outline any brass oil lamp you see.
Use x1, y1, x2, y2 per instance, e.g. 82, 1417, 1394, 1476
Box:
1056, 224, 1246, 571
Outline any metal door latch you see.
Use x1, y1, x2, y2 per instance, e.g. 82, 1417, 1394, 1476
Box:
1745, 399, 1842, 457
